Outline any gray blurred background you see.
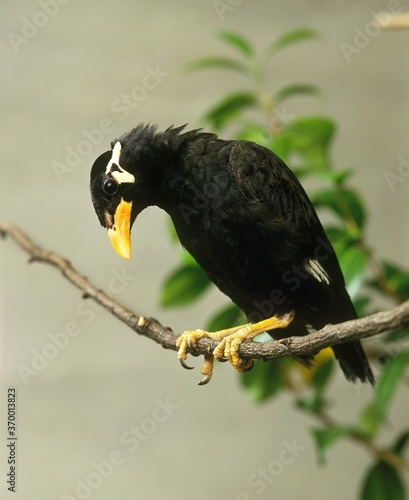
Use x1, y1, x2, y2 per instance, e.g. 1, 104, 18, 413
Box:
1, 1, 409, 499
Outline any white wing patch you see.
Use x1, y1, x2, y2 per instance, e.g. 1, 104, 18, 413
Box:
304, 259, 330, 285
106, 141, 136, 184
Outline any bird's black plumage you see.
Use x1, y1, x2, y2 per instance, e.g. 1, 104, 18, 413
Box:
90, 123, 374, 384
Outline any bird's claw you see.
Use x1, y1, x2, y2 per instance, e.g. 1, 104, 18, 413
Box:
176, 327, 253, 383
198, 354, 215, 385
176, 330, 217, 384
179, 359, 194, 370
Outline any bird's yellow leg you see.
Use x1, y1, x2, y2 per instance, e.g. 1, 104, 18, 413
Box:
176, 310, 295, 384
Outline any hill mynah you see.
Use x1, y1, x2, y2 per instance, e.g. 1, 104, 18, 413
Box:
90, 123, 374, 385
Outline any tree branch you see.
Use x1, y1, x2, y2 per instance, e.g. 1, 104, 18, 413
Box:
2, 223, 409, 363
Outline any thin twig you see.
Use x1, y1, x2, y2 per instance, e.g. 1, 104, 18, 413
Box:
1, 223, 409, 362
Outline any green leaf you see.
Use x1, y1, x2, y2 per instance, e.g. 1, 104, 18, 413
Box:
311, 357, 334, 393
203, 92, 258, 131
391, 429, 409, 456
311, 426, 354, 464
312, 188, 366, 230
324, 226, 350, 246
361, 461, 405, 500
160, 264, 211, 307
241, 360, 283, 402
181, 251, 200, 266
287, 116, 336, 166
375, 350, 409, 422
312, 168, 353, 184
295, 392, 326, 413
184, 56, 248, 75
218, 31, 254, 58
337, 245, 368, 299
369, 261, 409, 302
358, 403, 380, 440
265, 28, 319, 59
385, 328, 409, 343
274, 83, 321, 103
352, 295, 371, 317
206, 303, 244, 332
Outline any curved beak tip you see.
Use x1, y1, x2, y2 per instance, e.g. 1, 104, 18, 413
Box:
107, 199, 133, 260
107, 227, 131, 260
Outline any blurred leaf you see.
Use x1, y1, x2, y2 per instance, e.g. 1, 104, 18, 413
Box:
311, 426, 354, 464
385, 328, 409, 343
289, 116, 336, 152
358, 403, 380, 440
203, 92, 258, 131
265, 28, 319, 59
241, 359, 283, 402
269, 132, 296, 161
312, 168, 353, 184
160, 265, 211, 307
391, 429, 409, 456
375, 350, 409, 422
235, 121, 272, 148
206, 303, 244, 332
337, 246, 368, 299
296, 392, 326, 413
285, 116, 336, 170
361, 461, 405, 500
368, 261, 409, 302
184, 56, 248, 75
274, 83, 321, 103
311, 356, 335, 393
312, 188, 366, 230
219, 31, 254, 58
181, 251, 200, 266
324, 226, 350, 247
299, 347, 333, 386
352, 295, 372, 317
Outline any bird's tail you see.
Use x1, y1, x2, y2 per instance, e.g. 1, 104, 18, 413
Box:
332, 340, 375, 384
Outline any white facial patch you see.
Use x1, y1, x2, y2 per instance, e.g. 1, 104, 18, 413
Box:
304, 259, 330, 285
105, 141, 136, 184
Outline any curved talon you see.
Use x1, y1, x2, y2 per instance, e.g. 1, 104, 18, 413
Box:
198, 374, 212, 386
179, 359, 194, 370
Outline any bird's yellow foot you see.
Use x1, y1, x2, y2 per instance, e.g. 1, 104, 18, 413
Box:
176, 311, 295, 384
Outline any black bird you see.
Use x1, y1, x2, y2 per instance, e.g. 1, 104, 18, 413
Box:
90, 123, 374, 385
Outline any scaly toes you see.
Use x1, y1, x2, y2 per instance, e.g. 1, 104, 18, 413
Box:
176, 329, 205, 358
212, 329, 253, 372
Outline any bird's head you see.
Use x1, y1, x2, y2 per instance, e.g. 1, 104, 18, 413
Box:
90, 123, 209, 259
90, 141, 139, 260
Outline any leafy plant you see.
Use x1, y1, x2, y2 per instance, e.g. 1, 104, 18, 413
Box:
160, 29, 409, 497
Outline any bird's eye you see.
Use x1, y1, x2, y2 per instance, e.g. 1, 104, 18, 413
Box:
102, 178, 119, 196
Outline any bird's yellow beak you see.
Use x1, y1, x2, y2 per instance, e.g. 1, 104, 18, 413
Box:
107, 199, 132, 260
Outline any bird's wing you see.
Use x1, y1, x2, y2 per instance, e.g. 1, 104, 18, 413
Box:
228, 140, 353, 317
